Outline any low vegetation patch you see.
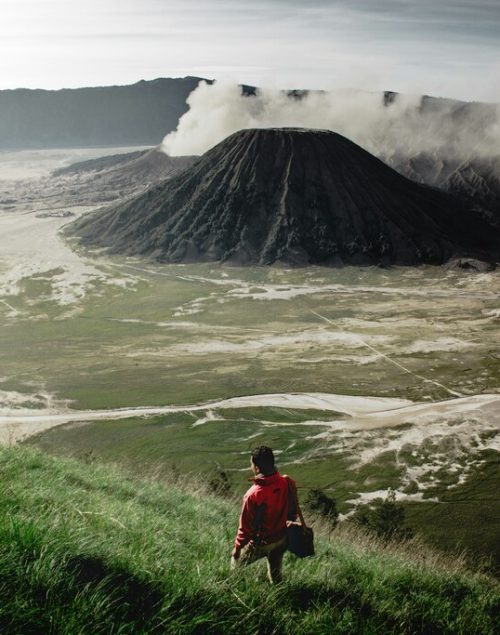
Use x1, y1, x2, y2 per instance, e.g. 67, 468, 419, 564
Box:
352, 489, 414, 541
0, 447, 498, 634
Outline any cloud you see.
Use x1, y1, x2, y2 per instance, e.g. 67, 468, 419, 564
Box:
1, 0, 499, 100
162, 80, 500, 159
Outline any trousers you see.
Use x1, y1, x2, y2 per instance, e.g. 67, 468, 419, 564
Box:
230, 534, 287, 584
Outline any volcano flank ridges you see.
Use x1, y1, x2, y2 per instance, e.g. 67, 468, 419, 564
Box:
71, 128, 500, 266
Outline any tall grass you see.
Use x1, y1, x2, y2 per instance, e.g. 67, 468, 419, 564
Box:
0, 446, 498, 634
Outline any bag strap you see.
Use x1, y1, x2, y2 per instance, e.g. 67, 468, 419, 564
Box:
252, 502, 266, 544
286, 477, 306, 528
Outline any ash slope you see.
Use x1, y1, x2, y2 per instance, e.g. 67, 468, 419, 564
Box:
385, 152, 500, 223
72, 128, 500, 266
50, 147, 195, 204
52, 147, 194, 181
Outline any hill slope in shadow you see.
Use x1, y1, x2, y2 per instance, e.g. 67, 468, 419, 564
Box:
0, 77, 206, 149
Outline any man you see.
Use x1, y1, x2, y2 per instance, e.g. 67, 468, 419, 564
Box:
231, 445, 298, 584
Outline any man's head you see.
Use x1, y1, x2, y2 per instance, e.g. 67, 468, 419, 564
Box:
251, 445, 276, 476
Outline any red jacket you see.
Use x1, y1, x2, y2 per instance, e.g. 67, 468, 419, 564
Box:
234, 472, 298, 549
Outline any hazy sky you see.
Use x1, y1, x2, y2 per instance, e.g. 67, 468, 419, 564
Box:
1, 0, 499, 100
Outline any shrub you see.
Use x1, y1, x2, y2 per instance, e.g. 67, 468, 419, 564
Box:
208, 469, 232, 497
352, 489, 414, 541
304, 488, 338, 527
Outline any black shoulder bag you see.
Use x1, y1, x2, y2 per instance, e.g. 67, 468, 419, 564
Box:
286, 478, 315, 558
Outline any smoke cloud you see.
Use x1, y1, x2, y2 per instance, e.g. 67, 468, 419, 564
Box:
162, 80, 500, 160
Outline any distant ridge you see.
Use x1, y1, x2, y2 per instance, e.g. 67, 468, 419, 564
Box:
0, 77, 208, 149
71, 128, 500, 266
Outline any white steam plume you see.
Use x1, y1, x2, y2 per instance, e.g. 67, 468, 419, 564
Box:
162, 80, 500, 160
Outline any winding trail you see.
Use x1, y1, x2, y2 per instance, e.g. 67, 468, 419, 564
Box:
309, 309, 464, 398
1, 391, 499, 445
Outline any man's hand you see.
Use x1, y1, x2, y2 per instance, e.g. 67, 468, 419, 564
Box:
231, 546, 241, 559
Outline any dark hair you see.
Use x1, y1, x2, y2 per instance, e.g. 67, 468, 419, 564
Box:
251, 446, 276, 475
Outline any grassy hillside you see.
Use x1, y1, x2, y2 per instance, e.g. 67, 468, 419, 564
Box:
0, 447, 499, 634
30, 414, 500, 574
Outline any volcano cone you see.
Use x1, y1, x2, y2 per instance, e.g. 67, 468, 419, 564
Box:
71, 128, 500, 266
